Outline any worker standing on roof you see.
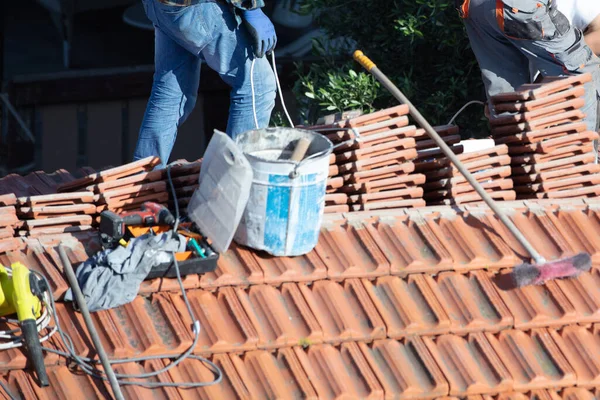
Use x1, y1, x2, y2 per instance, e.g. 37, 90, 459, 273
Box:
456, 0, 600, 133
133, 0, 278, 167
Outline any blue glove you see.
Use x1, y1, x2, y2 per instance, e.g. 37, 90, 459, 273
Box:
242, 9, 277, 58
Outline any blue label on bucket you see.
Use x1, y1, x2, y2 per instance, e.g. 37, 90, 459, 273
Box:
293, 177, 324, 251
264, 173, 322, 254
264, 175, 292, 251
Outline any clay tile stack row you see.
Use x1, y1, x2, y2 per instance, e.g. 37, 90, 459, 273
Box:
490, 73, 600, 200
56, 156, 201, 222
163, 160, 202, 215
0, 194, 20, 252
416, 144, 516, 206
414, 124, 463, 156
15, 191, 95, 237
306, 105, 428, 213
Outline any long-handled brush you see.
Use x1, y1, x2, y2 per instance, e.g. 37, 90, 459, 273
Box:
353, 50, 592, 288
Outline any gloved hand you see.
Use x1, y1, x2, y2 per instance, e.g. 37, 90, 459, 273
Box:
242, 9, 277, 58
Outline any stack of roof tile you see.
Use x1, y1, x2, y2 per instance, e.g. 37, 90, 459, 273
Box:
3, 162, 600, 399
0, 194, 19, 252
307, 105, 427, 213
57, 156, 163, 216
416, 144, 516, 205
490, 73, 600, 200
414, 124, 463, 156
15, 192, 95, 237
56, 157, 201, 221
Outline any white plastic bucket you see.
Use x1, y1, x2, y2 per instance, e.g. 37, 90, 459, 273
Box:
233, 127, 333, 256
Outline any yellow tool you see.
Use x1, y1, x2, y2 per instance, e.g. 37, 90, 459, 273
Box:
0, 262, 49, 386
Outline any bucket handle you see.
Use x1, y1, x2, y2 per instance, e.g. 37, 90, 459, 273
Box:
289, 127, 362, 179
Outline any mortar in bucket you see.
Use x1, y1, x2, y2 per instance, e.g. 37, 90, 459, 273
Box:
234, 127, 333, 256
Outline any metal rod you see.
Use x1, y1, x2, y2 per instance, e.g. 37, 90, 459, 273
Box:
58, 245, 125, 400
353, 50, 546, 264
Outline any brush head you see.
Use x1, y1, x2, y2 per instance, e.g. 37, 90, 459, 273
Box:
511, 252, 592, 288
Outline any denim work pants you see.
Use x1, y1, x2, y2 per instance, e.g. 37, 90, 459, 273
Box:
460, 0, 600, 133
134, 0, 276, 166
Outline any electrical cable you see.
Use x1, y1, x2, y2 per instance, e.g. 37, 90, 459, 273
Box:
12, 163, 223, 390
250, 58, 260, 130
250, 50, 295, 131
34, 269, 221, 388
447, 100, 485, 126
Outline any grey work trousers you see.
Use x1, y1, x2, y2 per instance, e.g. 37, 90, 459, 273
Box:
460, 0, 600, 133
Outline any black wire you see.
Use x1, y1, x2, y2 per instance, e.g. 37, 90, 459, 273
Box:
166, 164, 180, 231
19, 163, 223, 389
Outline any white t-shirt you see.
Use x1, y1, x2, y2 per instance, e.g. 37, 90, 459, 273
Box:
556, 0, 600, 31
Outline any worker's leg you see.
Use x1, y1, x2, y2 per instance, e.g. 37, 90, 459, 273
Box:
461, 0, 533, 115
199, 3, 276, 138
134, 1, 202, 166
134, 28, 201, 166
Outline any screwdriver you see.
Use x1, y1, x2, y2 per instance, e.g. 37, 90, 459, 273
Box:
187, 238, 206, 258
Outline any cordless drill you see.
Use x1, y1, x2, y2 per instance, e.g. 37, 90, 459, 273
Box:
99, 202, 175, 249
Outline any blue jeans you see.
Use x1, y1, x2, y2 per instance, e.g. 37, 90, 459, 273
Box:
134, 0, 276, 166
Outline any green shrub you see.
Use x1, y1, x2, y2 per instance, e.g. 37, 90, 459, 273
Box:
293, 0, 489, 137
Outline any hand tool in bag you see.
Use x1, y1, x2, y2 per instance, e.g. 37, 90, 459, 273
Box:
353, 50, 592, 287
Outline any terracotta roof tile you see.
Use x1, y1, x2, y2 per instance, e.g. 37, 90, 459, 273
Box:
300, 279, 386, 343
423, 332, 513, 396
487, 329, 577, 391
561, 387, 598, 400
495, 393, 530, 400
494, 278, 578, 329
366, 214, 455, 276
230, 350, 309, 399
553, 269, 600, 324
434, 271, 513, 334
237, 283, 323, 349
530, 390, 563, 400
174, 288, 259, 355
360, 338, 448, 399
363, 275, 451, 337
314, 221, 390, 280
549, 326, 600, 388
249, 247, 328, 285
300, 343, 385, 399
508, 208, 576, 261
